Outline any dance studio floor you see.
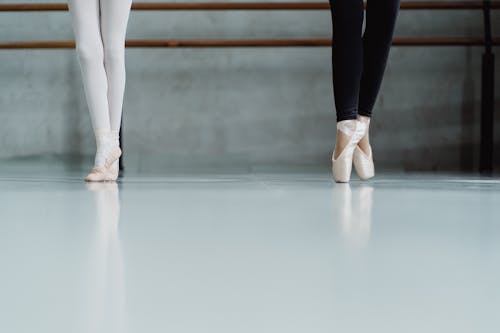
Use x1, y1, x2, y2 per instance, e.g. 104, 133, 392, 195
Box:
0, 160, 499, 333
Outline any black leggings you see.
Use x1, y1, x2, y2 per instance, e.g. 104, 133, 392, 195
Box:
330, 0, 400, 121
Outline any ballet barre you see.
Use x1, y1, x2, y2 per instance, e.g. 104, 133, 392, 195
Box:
0, 2, 499, 11
0, 1, 498, 173
1, 38, 499, 49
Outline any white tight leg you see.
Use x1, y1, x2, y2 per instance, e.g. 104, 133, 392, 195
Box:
69, 0, 132, 166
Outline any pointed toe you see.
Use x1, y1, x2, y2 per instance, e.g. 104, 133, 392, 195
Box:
331, 119, 368, 183
353, 146, 375, 180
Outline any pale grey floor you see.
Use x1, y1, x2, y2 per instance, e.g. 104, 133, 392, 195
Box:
0, 160, 499, 333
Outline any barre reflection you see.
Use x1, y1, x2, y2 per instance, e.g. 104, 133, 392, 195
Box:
333, 184, 374, 248
83, 182, 125, 333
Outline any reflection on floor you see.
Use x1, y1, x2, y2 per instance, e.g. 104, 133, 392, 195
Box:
0, 164, 499, 333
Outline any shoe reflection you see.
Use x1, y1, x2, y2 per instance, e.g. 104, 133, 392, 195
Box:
84, 182, 125, 333
334, 184, 374, 248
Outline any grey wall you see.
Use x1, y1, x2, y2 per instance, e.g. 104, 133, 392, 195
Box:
0, 0, 499, 172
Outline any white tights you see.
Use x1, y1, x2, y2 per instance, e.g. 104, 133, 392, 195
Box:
69, 0, 132, 167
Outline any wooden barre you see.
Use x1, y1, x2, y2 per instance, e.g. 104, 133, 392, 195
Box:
0, 2, 499, 11
1, 38, 499, 49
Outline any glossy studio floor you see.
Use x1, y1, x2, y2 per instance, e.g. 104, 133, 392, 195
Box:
0, 159, 499, 333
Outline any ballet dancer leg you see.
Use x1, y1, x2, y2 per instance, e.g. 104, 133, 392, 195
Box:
329, 0, 367, 182
354, 0, 399, 180
330, 0, 399, 182
69, 0, 126, 181
100, 0, 133, 176
68, 0, 109, 133
330, 0, 364, 123
358, 0, 400, 119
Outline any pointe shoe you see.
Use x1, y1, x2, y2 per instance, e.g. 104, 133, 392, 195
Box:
353, 145, 375, 180
85, 167, 117, 182
332, 119, 367, 183
353, 116, 374, 180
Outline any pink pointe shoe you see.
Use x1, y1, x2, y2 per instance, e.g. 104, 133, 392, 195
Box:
353, 146, 374, 180
332, 119, 367, 183
353, 117, 375, 180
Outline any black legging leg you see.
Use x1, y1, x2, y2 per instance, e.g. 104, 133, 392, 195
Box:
330, 0, 399, 121
358, 0, 400, 117
330, 0, 364, 121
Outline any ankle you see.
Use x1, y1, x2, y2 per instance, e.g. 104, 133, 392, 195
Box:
357, 117, 371, 154
95, 130, 119, 150
93, 129, 121, 168
334, 120, 357, 159
110, 129, 120, 147
337, 119, 357, 136
358, 115, 370, 124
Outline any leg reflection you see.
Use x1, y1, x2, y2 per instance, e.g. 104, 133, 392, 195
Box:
333, 184, 374, 248
84, 182, 125, 333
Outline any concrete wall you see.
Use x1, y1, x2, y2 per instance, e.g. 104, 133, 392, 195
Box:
0, 0, 499, 172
